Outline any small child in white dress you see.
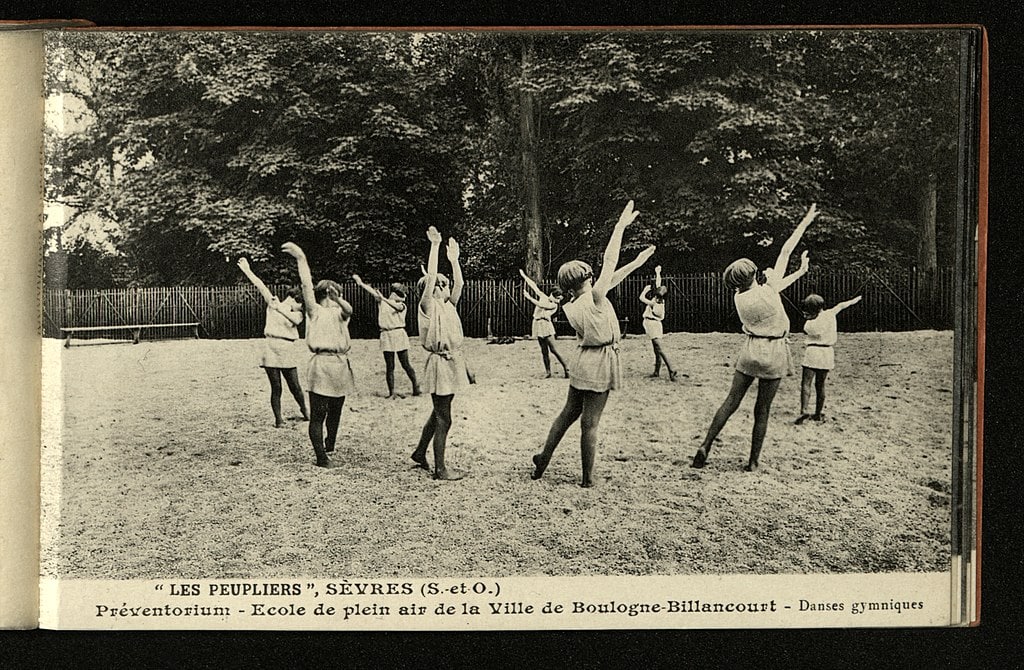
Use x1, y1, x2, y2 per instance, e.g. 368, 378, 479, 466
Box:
795, 293, 862, 424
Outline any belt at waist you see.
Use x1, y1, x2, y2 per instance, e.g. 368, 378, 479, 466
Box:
579, 342, 618, 350
746, 332, 788, 340
380, 326, 405, 332
311, 349, 349, 356
643, 316, 662, 321
533, 317, 552, 322
266, 334, 298, 342
425, 348, 457, 360
806, 343, 834, 347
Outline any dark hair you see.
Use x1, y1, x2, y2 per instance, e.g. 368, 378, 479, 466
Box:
286, 286, 303, 304
801, 294, 826, 317
314, 279, 342, 303
390, 282, 407, 299
549, 287, 564, 299
655, 285, 669, 299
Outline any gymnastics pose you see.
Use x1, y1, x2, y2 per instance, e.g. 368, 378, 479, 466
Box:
353, 275, 421, 399
237, 258, 309, 427
639, 265, 678, 381
281, 242, 356, 468
795, 293, 863, 424
691, 203, 818, 472
411, 226, 470, 481
532, 200, 655, 488
519, 268, 569, 378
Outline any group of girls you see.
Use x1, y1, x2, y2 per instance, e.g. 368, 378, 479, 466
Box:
239, 201, 859, 485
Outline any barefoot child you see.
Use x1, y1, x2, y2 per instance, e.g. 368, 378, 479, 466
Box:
639, 264, 678, 381
520, 268, 569, 378
237, 258, 310, 427
691, 203, 818, 472
353, 275, 421, 399
281, 242, 356, 468
532, 200, 655, 488
411, 227, 470, 481
795, 293, 862, 424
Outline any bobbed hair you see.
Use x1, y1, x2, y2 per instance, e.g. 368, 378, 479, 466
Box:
314, 279, 342, 304
285, 286, 304, 304
723, 258, 758, 291
557, 260, 593, 295
416, 273, 450, 293
801, 293, 826, 317
549, 286, 564, 299
390, 282, 407, 299
655, 285, 669, 299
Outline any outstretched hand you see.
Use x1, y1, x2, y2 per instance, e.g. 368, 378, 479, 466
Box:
636, 245, 656, 263
420, 264, 428, 277
518, 268, 529, 281
799, 250, 810, 271
800, 203, 820, 227
851, 295, 863, 304
281, 242, 305, 259
426, 226, 442, 244
655, 265, 662, 274
616, 200, 640, 229
236, 258, 251, 272
352, 274, 364, 285
446, 238, 460, 263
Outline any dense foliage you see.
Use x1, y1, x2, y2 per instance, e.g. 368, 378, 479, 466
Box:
43, 29, 963, 287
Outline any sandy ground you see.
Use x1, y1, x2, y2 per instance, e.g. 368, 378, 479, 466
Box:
41, 331, 953, 578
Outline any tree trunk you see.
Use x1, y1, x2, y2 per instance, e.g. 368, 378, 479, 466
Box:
917, 173, 937, 271
518, 36, 544, 280
917, 173, 938, 326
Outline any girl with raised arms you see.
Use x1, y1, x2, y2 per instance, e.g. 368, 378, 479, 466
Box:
691, 204, 818, 472
531, 200, 655, 488
639, 264, 679, 381
519, 268, 569, 379
353, 275, 421, 399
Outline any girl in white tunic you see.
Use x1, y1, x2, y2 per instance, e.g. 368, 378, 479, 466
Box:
795, 293, 862, 424
237, 258, 309, 427
353, 276, 421, 399
519, 268, 569, 378
532, 200, 655, 488
639, 265, 678, 381
411, 227, 470, 481
692, 203, 818, 472
282, 242, 356, 468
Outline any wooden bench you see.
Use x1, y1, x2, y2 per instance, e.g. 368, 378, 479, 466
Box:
61, 323, 200, 348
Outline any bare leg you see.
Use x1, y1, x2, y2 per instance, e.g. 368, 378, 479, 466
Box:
397, 349, 420, 395
796, 366, 815, 424
579, 390, 610, 487
411, 412, 435, 469
430, 394, 464, 481
324, 396, 345, 453
654, 339, 677, 381
649, 340, 661, 377
533, 386, 584, 479
307, 392, 332, 467
544, 336, 570, 377
538, 338, 552, 377
813, 369, 829, 419
264, 367, 284, 427
692, 371, 755, 468
746, 377, 781, 471
383, 351, 397, 398
282, 367, 309, 420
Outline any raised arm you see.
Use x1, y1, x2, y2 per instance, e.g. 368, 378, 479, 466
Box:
519, 269, 556, 308
771, 250, 810, 292
281, 243, 317, 315
522, 289, 544, 307
654, 265, 662, 289
610, 245, 656, 289
328, 287, 354, 319
639, 284, 655, 306
237, 258, 276, 305
518, 269, 544, 300
773, 203, 818, 279
833, 295, 863, 313
420, 227, 442, 314
354, 274, 405, 312
447, 238, 464, 306
593, 200, 640, 300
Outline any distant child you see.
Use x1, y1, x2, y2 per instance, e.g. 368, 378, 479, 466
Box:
639, 264, 678, 381
531, 200, 655, 488
411, 226, 470, 481
691, 203, 818, 472
237, 258, 309, 427
795, 293, 863, 424
353, 275, 421, 399
519, 268, 569, 378
281, 242, 356, 468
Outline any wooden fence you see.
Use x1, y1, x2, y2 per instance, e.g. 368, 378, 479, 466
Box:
42, 267, 956, 342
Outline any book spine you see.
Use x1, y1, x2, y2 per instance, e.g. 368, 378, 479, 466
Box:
0, 29, 45, 629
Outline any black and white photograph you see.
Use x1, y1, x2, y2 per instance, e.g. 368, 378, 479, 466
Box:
27, 26, 981, 628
